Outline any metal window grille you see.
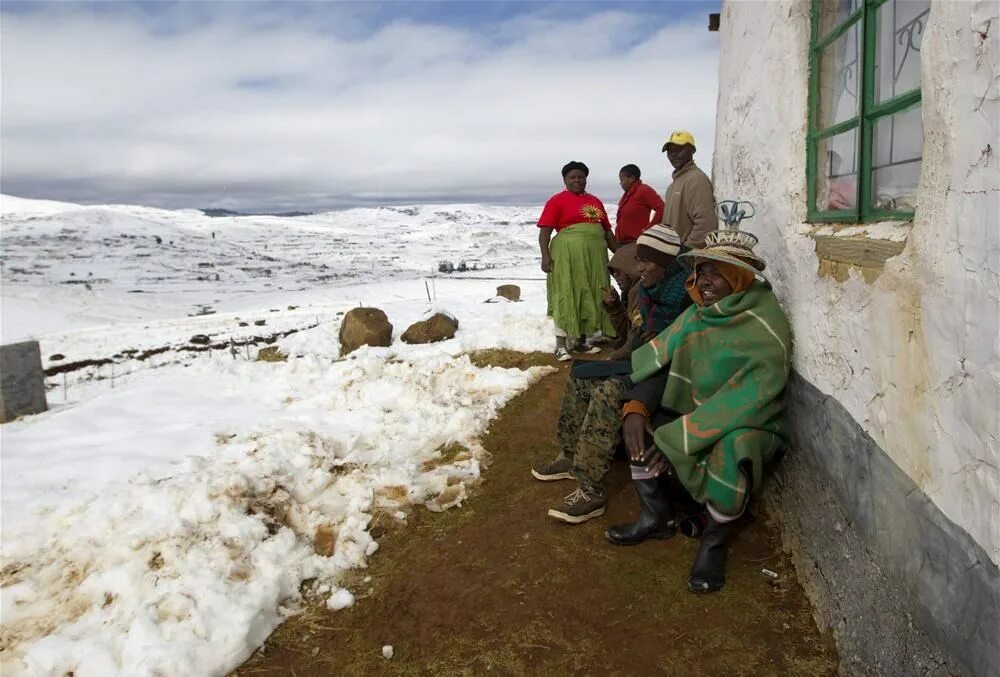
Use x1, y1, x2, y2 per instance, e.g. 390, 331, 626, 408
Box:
807, 0, 928, 223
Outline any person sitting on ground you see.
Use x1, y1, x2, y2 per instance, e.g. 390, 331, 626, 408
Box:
531, 225, 693, 524
602, 243, 641, 356
605, 227, 791, 595
615, 164, 664, 245
538, 161, 620, 361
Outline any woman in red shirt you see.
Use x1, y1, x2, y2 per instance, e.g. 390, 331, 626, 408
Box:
538, 161, 619, 361
615, 164, 665, 244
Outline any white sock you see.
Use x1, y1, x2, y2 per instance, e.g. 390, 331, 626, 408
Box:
707, 502, 742, 524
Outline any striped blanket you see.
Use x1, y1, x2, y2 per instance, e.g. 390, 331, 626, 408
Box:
629, 281, 792, 514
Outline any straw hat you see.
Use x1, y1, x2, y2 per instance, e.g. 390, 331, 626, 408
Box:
678, 228, 767, 279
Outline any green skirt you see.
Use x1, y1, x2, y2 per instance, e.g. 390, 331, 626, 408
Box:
546, 222, 615, 338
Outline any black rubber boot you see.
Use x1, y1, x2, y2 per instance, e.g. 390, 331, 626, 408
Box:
687, 514, 734, 593
605, 475, 677, 545
678, 511, 708, 538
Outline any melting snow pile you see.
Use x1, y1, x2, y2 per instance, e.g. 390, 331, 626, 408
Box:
0, 195, 558, 676
1, 344, 553, 676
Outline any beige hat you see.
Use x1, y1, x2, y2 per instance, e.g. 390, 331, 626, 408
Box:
678, 228, 767, 279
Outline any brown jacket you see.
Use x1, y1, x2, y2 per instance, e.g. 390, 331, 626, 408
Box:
661, 160, 717, 248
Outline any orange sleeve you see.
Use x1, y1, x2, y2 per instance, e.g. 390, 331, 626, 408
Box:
622, 400, 650, 419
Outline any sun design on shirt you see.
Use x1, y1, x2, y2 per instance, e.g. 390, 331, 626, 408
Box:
580, 205, 604, 222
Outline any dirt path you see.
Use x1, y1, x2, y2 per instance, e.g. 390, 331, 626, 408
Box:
234, 354, 838, 676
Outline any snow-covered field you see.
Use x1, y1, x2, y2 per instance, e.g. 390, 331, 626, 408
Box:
0, 195, 558, 676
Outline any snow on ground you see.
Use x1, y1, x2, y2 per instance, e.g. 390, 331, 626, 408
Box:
0, 193, 541, 342
0, 196, 560, 676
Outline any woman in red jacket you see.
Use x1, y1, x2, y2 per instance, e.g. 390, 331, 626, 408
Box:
615, 164, 665, 245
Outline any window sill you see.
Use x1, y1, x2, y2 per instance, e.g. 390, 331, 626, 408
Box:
808, 221, 911, 282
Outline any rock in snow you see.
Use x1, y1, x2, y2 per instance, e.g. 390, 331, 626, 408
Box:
496, 284, 521, 301
401, 312, 459, 344
338, 307, 393, 354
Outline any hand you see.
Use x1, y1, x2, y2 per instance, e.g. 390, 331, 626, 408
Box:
623, 413, 648, 462
639, 330, 656, 344
541, 257, 552, 273
643, 445, 671, 476
602, 286, 619, 306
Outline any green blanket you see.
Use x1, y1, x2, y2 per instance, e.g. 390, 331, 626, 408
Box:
630, 282, 791, 514
547, 222, 615, 338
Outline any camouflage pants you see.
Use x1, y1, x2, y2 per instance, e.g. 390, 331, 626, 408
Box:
556, 375, 628, 488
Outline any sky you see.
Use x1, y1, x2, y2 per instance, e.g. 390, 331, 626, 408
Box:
1, 0, 722, 212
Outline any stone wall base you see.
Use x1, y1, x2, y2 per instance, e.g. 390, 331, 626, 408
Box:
762, 372, 998, 677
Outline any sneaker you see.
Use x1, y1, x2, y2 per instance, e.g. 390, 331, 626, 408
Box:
531, 455, 573, 481
547, 485, 606, 524
569, 340, 601, 354
555, 346, 572, 361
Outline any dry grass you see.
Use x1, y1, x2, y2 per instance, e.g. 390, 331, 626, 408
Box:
467, 349, 556, 370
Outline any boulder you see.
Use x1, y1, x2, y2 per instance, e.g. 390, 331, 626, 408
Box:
339, 307, 393, 354
496, 284, 521, 301
401, 313, 458, 344
189, 334, 211, 346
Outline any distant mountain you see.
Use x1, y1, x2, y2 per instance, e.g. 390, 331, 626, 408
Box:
201, 208, 314, 218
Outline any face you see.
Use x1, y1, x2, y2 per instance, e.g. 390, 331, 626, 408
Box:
694, 260, 733, 306
619, 172, 637, 192
612, 271, 631, 292
666, 144, 695, 170
635, 255, 667, 289
563, 169, 588, 194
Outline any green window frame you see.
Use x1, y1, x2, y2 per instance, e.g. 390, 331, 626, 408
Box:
807, 0, 929, 223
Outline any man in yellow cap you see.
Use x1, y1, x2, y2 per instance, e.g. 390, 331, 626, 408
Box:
658, 130, 717, 250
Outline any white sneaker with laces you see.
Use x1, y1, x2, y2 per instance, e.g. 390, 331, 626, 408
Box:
555, 346, 572, 361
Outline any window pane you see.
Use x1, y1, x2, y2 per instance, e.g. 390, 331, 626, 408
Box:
817, 0, 862, 39
875, 0, 930, 103
817, 21, 860, 130
816, 128, 859, 212
872, 103, 922, 211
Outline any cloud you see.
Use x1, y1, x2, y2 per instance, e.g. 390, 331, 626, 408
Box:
0, 2, 720, 211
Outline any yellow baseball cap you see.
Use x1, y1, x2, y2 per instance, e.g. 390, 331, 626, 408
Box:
661, 130, 696, 152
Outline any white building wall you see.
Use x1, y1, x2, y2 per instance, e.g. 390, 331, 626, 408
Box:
712, 0, 999, 563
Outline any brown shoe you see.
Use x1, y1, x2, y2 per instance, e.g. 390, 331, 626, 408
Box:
547, 485, 606, 524
531, 455, 573, 481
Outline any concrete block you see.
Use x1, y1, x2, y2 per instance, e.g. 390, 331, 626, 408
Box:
1, 340, 48, 423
